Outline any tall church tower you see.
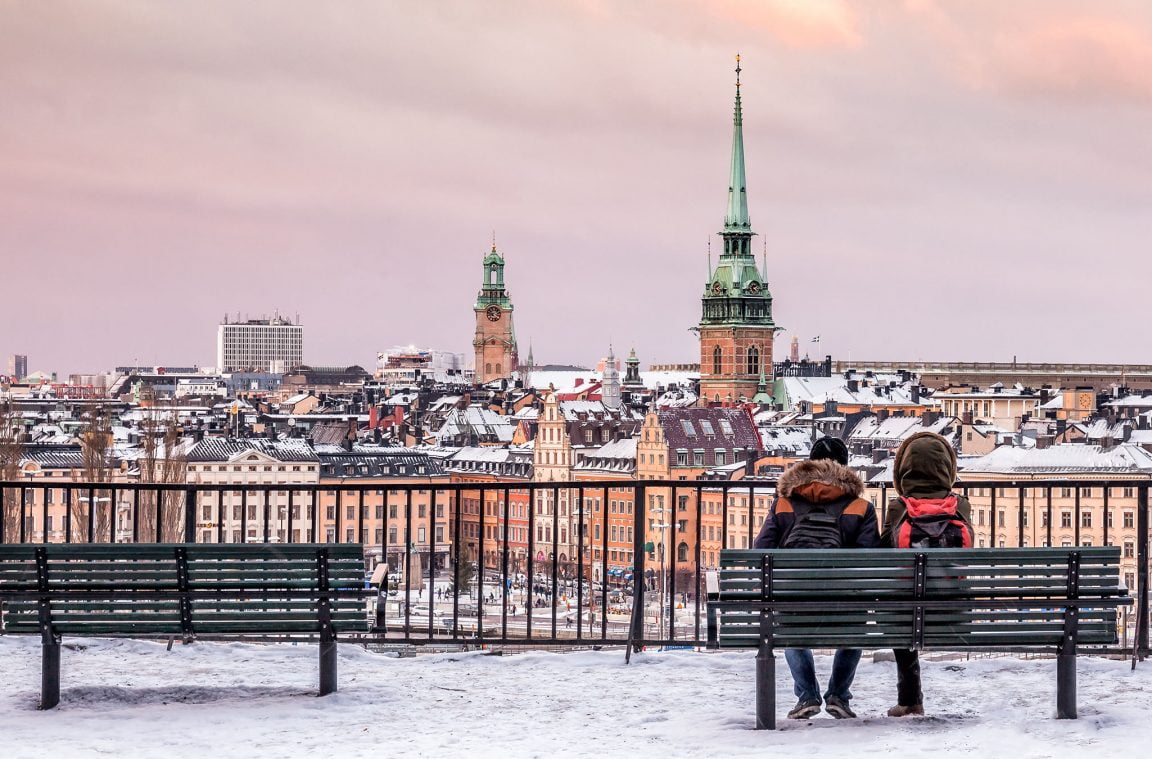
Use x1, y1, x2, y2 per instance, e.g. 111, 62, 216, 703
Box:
473, 242, 518, 385
698, 57, 780, 405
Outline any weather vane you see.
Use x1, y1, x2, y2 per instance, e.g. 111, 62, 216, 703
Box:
735, 53, 741, 89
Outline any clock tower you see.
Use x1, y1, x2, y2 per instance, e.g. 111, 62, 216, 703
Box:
473, 242, 518, 385
698, 57, 780, 405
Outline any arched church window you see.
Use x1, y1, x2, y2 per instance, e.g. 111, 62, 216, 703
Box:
712, 345, 722, 375
496, 363, 502, 374
486, 363, 492, 374
747, 346, 760, 376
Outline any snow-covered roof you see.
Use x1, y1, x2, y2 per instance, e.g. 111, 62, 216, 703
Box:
961, 443, 1152, 475
780, 376, 926, 409
846, 414, 955, 444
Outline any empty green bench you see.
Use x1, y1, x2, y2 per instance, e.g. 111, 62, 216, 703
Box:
707, 547, 1132, 729
0, 544, 370, 709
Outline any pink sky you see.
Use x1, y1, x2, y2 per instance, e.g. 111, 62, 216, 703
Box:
2, 1, 1151, 377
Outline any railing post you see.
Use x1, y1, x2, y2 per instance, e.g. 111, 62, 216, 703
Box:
1138, 485, 1149, 659
628, 482, 647, 658
184, 488, 196, 543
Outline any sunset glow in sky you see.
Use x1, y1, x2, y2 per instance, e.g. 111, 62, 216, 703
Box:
2, 1, 1151, 375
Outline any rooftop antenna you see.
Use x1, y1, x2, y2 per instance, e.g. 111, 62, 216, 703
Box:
492, 229, 497, 254
707, 238, 712, 276
762, 238, 767, 280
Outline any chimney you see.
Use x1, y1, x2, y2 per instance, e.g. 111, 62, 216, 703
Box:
1123, 424, 1133, 443
872, 448, 889, 465
911, 385, 921, 404
960, 411, 972, 426
1039, 388, 1050, 405
1055, 419, 1067, 437
846, 379, 859, 393
575, 378, 583, 387
877, 409, 890, 422
1036, 435, 1052, 450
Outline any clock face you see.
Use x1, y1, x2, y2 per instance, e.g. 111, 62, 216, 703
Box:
486, 305, 502, 322
1078, 393, 1092, 410
711, 281, 723, 295
747, 281, 761, 293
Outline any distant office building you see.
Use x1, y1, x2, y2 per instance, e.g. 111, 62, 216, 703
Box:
8, 354, 27, 380
216, 316, 303, 373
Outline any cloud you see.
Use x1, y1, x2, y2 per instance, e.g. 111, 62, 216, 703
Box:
989, 16, 1152, 101
707, 0, 863, 49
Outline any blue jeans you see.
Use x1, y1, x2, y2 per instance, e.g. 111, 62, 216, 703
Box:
784, 648, 862, 703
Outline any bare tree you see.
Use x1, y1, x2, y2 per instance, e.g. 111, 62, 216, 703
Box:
74, 408, 115, 542
136, 406, 188, 542
0, 401, 24, 542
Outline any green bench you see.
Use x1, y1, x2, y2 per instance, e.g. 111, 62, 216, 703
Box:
0, 544, 370, 709
707, 547, 1132, 729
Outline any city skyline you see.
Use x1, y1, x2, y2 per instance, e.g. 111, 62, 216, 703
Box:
3, 2, 1151, 377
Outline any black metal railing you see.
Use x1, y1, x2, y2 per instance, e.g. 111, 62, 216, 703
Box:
0, 478, 1147, 656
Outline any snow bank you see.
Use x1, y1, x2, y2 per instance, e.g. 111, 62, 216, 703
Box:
2, 636, 1148, 758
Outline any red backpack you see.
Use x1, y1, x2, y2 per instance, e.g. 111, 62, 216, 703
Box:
895, 495, 973, 549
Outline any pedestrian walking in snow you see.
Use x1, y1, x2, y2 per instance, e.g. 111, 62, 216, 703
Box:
754, 437, 880, 720
880, 432, 974, 718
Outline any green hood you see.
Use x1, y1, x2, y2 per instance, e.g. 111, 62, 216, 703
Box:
893, 431, 957, 498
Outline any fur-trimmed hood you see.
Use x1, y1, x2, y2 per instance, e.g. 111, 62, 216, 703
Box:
778, 459, 864, 503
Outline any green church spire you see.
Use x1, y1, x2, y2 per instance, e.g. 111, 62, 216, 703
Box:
724, 54, 750, 234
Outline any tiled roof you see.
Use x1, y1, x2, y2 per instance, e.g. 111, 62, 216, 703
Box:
659, 408, 761, 467
316, 447, 443, 478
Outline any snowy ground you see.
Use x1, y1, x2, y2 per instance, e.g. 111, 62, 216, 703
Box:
2, 636, 1149, 758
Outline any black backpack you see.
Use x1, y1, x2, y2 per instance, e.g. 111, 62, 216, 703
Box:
780, 498, 846, 549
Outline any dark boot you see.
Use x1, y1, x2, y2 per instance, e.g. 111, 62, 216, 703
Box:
891, 649, 923, 715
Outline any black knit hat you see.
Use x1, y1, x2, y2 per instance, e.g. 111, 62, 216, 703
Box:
810, 437, 849, 466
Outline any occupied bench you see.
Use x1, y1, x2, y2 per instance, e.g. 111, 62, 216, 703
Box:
0, 543, 371, 709
707, 547, 1133, 729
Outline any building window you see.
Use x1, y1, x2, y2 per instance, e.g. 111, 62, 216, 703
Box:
713, 345, 722, 375
1124, 512, 1135, 529
747, 346, 759, 377
1061, 512, 1072, 528
1124, 541, 1135, 559
1081, 511, 1092, 528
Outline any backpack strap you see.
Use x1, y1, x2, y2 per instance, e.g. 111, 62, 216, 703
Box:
843, 498, 869, 517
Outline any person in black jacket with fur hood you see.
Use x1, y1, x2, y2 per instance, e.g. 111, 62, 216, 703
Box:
753, 438, 880, 720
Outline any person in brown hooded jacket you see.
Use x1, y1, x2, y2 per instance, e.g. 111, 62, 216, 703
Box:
881, 431, 972, 717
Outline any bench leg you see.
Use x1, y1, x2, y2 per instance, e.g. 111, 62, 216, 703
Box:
41, 634, 61, 710
1056, 652, 1076, 719
755, 649, 776, 730
319, 633, 338, 696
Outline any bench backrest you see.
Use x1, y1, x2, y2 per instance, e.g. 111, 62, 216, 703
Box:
0, 544, 368, 637
713, 547, 1126, 649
